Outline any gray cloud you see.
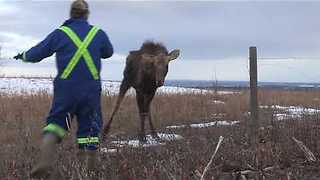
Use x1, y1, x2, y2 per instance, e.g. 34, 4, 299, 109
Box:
1, 1, 320, 60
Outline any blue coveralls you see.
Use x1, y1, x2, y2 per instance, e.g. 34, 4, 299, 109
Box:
23, 18, 113, 150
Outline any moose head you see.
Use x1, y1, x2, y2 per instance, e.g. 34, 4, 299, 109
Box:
141, 49, 180, 87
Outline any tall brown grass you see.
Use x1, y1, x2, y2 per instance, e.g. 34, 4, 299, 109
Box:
1, 88, 320, 179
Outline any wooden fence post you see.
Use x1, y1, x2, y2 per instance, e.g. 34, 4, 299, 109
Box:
249, 47, 259, 142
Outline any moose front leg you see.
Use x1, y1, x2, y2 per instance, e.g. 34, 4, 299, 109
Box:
145, 91, 158, 139
136, 91, 148, 142
138, 112, 148, 142
147, 111, 159, 139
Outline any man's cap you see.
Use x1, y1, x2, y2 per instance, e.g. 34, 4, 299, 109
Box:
71, 0, 89, 11
70, 0, 89, 19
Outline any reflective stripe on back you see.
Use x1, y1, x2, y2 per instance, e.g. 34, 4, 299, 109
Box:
59, 26, 100, 80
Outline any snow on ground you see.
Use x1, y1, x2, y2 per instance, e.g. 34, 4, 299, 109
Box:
0, 78, 53, 95
101, 120, 237, 153
166, 120, 240, 129
260, 105, 320, 120
215, 91, 238, 95
298, 84, 318, 88
0, 77, 219, 95
157, 86, 209, 95
212, 100, 226, 105
111, 133, 183, 148
100, 133, 183, 153
166, 105, 320, 130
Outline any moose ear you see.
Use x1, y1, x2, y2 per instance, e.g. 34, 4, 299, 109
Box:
168, 49, 180, 61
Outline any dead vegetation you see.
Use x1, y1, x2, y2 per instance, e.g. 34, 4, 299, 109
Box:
1, 88, 320, 179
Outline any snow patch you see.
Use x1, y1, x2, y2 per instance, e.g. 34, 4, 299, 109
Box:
212, 100, 225, 105
260, 105, 320, 120
216, 91, 238, 95
100, 148, 118, 153
0, 77, 218, 95
100, 133, 183, 152
298, 85, 316, 88
166, 120, 240, 129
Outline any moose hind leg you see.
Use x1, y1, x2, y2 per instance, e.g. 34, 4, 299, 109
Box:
102, 80, 130, 138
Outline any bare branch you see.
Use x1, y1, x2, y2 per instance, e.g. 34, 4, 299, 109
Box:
292, 137, 316, 162
200, 136, 224, 180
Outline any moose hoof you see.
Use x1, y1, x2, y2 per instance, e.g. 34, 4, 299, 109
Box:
138, 134, 147, 143
101, 133, 108, 142
151, 133, 160, 140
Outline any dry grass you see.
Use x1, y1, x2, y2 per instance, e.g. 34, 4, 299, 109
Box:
1, 88, 320, 179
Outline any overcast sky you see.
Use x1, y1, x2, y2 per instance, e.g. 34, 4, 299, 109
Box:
1, 0, 320, 82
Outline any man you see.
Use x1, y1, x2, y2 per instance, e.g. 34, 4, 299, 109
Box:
14, 0, 113, 177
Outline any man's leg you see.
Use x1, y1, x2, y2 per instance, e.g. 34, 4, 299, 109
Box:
31, 93, 71, 178
77, 142, 99, 172
31, 123, 67, 178
76, 90, 102, 173
30, 132, 61, 178
76, 129, 101, 173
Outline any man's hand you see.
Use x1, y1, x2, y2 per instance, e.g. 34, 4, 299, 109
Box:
13, 53, 23, 60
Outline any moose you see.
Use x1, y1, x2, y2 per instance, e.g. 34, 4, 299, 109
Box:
103, 41, 180, 142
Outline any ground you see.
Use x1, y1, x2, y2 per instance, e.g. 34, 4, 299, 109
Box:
1, 79, 320, 179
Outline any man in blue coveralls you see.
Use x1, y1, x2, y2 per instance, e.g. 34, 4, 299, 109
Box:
14, 0, 113, 177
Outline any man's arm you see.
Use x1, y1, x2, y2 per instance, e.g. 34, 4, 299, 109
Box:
100, 30, 113, 59
16, 30, 60, 63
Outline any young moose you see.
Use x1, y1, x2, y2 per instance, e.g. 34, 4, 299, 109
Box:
103, 41, 180, 142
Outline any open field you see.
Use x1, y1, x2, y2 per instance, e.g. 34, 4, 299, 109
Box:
1, 86, 320, 179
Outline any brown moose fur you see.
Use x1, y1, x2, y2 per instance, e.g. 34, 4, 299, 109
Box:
103, 41, 180, 141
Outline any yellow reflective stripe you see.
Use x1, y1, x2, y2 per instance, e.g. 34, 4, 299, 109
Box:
83, 51, 99, 79
43, 123, 66, 138
82, 27, 99, 80
21, 51, 36, 63
77, 137, 99, 144
22, 52, 27, 62
59, 26, 86, 79
59, 26, 82, 46
59, 26, 100, 80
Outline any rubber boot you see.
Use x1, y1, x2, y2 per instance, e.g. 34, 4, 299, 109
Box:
77, 149, 98, 175
77, 149, 86, 165
30, 133, 59, 178
87, 150, 98, 172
